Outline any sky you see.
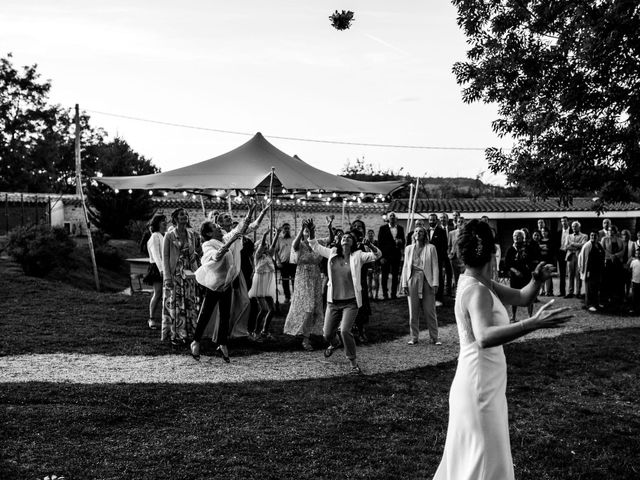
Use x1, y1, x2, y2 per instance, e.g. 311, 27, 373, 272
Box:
1, 0, 513, 185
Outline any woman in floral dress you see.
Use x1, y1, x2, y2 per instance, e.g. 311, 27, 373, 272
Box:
162, 208, 201, 346
283, 222, 326, 351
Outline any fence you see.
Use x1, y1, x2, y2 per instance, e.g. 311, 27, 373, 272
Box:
1, 193, 52, 235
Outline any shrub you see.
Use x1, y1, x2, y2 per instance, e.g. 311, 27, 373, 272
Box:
94, 244, 124, 271
6, 224, 75, 276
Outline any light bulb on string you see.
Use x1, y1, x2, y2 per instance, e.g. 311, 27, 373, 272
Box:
114, 189, 119, 194
302, 200, 307, 206
182, 191, 187, 197
282, 188, 287, 194
332, 192, 337, 198
128, 189, 132, 194
163, 191, 168, 196
148, 190, 153, 196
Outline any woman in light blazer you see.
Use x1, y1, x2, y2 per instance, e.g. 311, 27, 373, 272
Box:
307, 218, 381, 376
400, 226, 441, 345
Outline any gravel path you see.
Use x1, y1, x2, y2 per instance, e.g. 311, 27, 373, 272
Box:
2, 312, 638, 384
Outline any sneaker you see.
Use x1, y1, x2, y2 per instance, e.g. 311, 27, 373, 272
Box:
434, 341, 442, 346
190, 341, 200, 361
407, 340, 418, 345
148, 319, 160, 330
564, 293, 574, 299
435, 301, 443, 308
588, 306, 597, 312
349, 365, 363, 376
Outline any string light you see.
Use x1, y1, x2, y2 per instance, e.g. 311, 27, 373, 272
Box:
302, 200, 307, 206
282, 188, 287, 194
114, 189, 119, 194
163, 191, 168, 196
148, 190, 153, 195
332, 192, 337, 198
182, 191, 187, 197
128, 189, 132, 194
306, 191, 312, 197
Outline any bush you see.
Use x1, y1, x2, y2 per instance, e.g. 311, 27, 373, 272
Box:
6, 224, 75, 276
94, 244, 124, 271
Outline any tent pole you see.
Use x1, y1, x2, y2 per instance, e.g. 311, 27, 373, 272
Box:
199, 195, 206, 216
407, 183, 413, 233
410, 178, 420, 229
268, 167, 279, 310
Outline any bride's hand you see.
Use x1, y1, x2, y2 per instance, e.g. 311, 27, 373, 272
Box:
530, 299, 572, 329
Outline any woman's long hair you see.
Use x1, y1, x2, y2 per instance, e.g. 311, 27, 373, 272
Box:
335, 232, 357, 258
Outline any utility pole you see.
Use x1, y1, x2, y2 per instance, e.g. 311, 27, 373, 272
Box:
75, 104, 82, 196
75, 104, 101, 291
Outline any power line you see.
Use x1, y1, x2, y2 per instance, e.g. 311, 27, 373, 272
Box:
86, 109, 495, 152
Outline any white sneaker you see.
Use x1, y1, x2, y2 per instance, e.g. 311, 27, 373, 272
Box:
588, 306, 597, 312
435, 301, 443, 308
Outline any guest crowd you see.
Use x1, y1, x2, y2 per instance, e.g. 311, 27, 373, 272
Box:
140, 203, 640, 372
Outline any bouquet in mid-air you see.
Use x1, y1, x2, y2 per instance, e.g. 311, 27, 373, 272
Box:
329, 10, 354, 30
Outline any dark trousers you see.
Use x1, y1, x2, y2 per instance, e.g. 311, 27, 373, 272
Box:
279, 262, 296, 300
381, 258, 401, 298
557, 250, 567, 295
437, 255, 453, 300
584, 276, 600, 308
632, 282, 640, 313
194, 285, 232, 344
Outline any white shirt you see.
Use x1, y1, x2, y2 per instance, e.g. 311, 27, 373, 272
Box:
147, 232, 164, 273
309, 239, 381, 308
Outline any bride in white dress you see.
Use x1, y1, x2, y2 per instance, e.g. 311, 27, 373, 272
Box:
434, 220, 572, 480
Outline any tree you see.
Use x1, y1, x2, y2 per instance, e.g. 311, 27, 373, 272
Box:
86, 138, 159, 238
0, 53, 107, 193
452, 0, 640, 206
0, 53, 57, 191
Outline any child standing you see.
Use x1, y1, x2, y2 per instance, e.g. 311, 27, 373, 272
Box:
248, 230, 278, 340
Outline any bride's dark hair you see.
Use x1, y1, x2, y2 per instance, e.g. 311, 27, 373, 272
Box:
458, 219, 496, 268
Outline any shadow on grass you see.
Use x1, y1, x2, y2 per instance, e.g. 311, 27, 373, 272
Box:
1, 329, 639, 480
0, 263, 455, 356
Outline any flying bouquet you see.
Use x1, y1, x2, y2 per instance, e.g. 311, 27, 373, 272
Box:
329, 10, 354, 30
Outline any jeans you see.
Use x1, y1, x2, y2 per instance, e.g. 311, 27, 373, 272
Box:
279, 262, 296, 301
324, 299, 359, 360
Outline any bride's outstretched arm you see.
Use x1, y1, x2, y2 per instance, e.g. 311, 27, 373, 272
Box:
466, 286, 572, 349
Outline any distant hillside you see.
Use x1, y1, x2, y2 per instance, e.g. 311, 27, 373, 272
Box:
342, 173, 523, 199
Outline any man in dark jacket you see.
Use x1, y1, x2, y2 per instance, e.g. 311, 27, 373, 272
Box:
427, 213, 447, 306
378, 211, 405, 300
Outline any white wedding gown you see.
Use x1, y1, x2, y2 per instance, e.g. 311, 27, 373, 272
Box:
433, 274, 515, 480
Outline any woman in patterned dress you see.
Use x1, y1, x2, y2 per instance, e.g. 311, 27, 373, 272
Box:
161, 208, 201, 346
283, 221, 326, 351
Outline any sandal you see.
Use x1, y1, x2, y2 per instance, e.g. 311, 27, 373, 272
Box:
323, 345, 336, 358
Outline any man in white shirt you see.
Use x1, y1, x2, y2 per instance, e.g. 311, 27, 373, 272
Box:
557, 216, 571, 297
565, 220, 588, 298
274, 223, 295, 303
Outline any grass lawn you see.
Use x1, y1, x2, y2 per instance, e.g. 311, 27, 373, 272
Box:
1, 258, 640, 479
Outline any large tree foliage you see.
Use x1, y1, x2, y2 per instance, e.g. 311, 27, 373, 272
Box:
0, 53, 57, 191
86, 138, 159, 238
452, 0, 640, 205
0, 53, 107, 192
